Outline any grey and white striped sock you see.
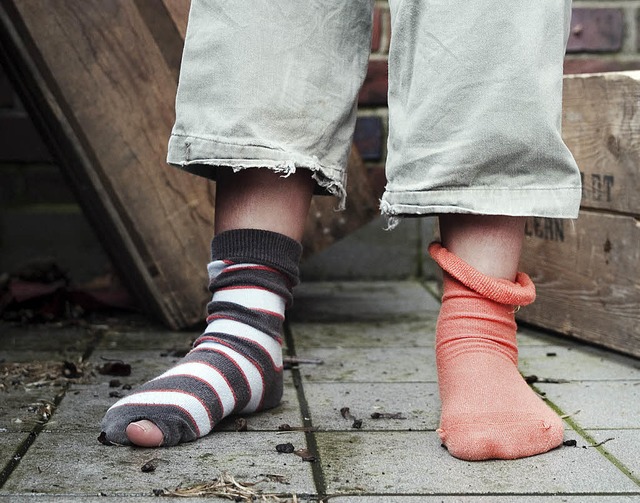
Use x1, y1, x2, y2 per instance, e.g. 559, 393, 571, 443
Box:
100, 229, 301, 446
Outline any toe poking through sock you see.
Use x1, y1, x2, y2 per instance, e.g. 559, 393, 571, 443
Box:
128, 419, 155, 433
126, 420, 164, 447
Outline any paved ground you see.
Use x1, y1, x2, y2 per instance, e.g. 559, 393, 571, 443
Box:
1, 280, 639, 501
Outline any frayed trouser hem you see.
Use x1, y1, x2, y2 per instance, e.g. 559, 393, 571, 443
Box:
379, 186, 582, 230
167, 134, 347, 210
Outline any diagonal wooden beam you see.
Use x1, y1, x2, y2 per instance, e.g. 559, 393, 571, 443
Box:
0, 0, 213, 329
0, 0, 378, 328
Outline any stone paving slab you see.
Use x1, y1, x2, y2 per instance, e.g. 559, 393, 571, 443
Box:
48, 377, 303, 434
315, 431, 639, 495
0, 324, 91, 434
0, 325, 93, 387
304, 382, 440, 432
85, 348, 199, 384
297, 347, 436, 383
2, 280, 640, 500
7, 497, 638, 503
290, 282, 440, 323
0, 498, 163, 502
585, 429, 640, 481
518, 345, 640, 381
290, 319, 595, 352
516, 325, 570, 346
537, 381, 640, 429
291, 320, 437, 350
0, 431, 315, 497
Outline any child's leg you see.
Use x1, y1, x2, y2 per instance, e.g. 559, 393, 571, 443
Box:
439, 215, 525, 281
431, 214, 563, 460
214, 167, 316, 242
101, 0, 374, 447
381, 0, 578, 459
101, 169, 314, 447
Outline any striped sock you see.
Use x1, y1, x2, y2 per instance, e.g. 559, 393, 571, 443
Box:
100, 229, 301, 446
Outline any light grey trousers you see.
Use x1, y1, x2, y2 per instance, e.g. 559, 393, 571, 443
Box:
167, 0, 582, 219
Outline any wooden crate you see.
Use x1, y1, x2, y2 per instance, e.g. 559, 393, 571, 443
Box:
519, 71, 640, 358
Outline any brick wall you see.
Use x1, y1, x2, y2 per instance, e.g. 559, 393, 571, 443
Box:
1, 2, 638, 280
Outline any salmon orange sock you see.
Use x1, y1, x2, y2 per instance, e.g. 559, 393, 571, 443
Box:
428, 242, 564, 461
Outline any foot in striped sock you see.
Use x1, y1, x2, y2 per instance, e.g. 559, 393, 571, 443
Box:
99, 229, 301, 447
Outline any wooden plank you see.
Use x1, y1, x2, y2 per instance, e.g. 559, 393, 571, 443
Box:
0, 0, 213, 329
0, 0, 378, 328
562, 71, 640, 214
162, 0, 190, 38
519, 212, 640, 357
519, 71, 640, 357
133, 0, 184, 83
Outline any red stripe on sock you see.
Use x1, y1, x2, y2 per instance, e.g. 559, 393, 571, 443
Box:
205, 313, 234, 324
224, 263, 292, 288
224, 346, 267, 407
222, 264, 279, 275
217, 285, 282, 295
202, 315, 284, 345
198, 336, 281, 373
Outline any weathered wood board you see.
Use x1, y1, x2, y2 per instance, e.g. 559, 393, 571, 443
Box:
162, 0, 190, 38
519, 71, 640, 358
520, 213, 640, 356
0, 0, 377, 329
0, 0, 213, 329
563, 71, 640, 214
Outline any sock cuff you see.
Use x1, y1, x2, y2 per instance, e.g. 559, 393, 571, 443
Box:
428, 242, 536, 306
212, 229, 302, 281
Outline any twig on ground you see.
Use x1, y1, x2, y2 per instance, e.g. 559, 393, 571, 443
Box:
590, 437, 615, 448
560, 410, 581, 419
153, 472, 297, 501
370, 412, 406, 420
523, 374, 570, 384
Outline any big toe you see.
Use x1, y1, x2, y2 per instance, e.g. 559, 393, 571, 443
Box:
126, 420, 165, 447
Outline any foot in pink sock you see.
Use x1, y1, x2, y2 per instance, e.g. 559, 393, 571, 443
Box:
429, 242, 564, 461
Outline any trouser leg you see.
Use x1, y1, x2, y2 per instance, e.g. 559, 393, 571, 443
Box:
382, 0, 581, 219
168, 0, 375, 209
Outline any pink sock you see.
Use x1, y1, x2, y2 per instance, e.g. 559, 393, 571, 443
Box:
429, 242, 564, 460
